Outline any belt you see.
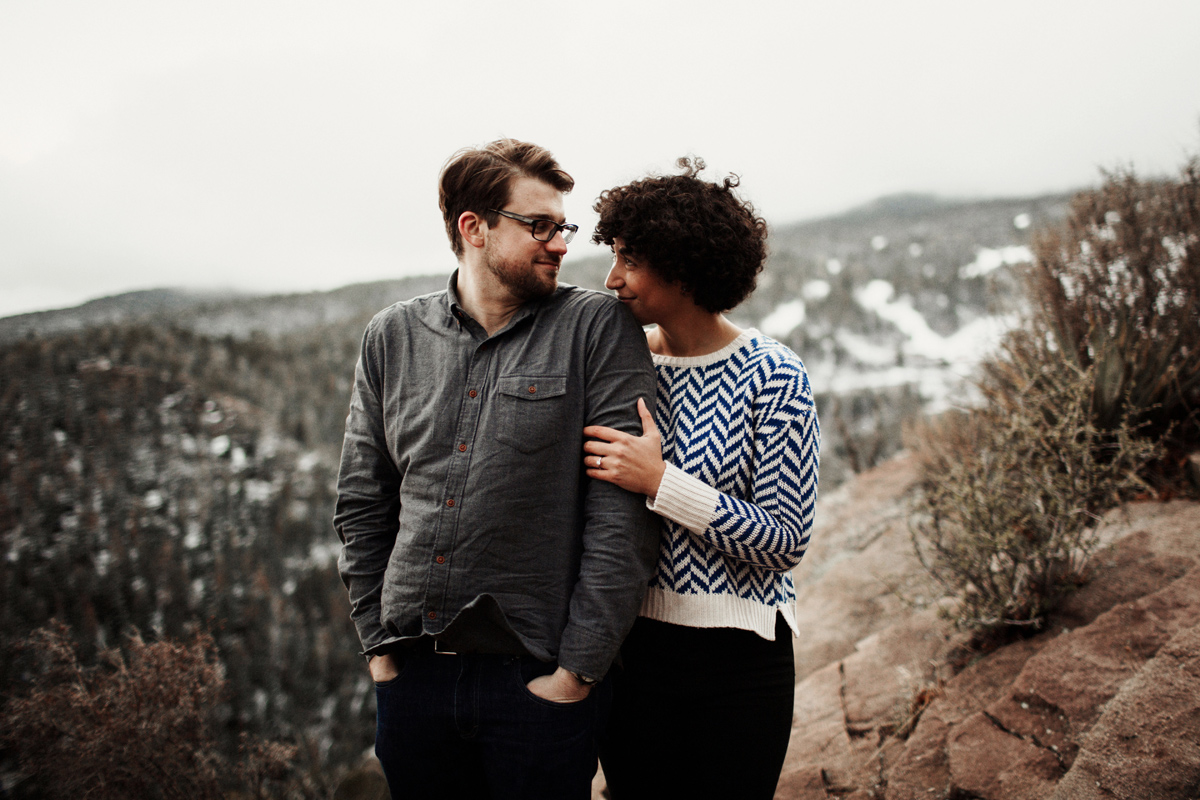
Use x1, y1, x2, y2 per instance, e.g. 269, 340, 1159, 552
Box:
389, 636, 457, 656
384, 636, 528, 660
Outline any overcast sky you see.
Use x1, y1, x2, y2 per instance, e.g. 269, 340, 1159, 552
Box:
2, 1, 1198, 318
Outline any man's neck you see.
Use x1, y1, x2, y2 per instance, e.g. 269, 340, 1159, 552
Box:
455, 262, 526, 337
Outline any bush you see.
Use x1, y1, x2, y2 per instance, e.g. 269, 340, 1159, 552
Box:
1, 621, 302, 800
909, 156, 1199, 632
909, 334, 1159, 629
1026, 158, 1200, 448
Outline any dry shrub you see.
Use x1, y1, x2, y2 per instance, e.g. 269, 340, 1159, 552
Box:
1, 621, 297, 800
909, 332, 1159, 630
909, 156, 1199, 633
1027, 158, 1200, 448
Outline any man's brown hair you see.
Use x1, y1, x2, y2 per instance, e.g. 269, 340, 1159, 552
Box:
438, 139, 575, 258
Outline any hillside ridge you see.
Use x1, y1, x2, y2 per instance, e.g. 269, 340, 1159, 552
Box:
0, 189, 1071, 343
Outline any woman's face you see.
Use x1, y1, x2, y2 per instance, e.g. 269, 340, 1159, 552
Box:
605, 238, 690, 326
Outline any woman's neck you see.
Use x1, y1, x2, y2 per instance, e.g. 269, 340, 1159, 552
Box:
648, 311, 743, 358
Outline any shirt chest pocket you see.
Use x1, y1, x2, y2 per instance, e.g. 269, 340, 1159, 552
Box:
495, 375, 568, 454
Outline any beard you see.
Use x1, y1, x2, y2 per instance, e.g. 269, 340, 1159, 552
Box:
484, 243, 559, 302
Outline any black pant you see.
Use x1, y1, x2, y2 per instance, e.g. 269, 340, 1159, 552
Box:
600, 615, 795, 800
374, 651, 610, 800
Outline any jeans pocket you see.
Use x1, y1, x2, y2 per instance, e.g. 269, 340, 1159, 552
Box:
372, 652, 411, 690
514, 659, 591, 709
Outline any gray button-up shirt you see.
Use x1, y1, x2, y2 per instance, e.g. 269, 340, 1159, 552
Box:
334, 272, 660, 680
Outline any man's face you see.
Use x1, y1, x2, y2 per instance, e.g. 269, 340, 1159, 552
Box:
482, 176, 569, 302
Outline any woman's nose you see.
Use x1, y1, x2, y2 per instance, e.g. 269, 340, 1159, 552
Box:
605, 264, 623, 290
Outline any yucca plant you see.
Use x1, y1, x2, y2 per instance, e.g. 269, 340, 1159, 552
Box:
1025, 158, 1200, 446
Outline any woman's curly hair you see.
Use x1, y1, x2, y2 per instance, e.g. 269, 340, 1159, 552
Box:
592, 157, 768, 313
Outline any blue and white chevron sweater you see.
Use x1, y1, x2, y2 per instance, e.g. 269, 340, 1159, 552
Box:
641, 329, 819, 640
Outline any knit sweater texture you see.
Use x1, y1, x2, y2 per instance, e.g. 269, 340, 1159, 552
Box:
641, 329, 819, 640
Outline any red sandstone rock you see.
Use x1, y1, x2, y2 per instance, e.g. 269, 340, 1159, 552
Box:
885, 637, 1042, 799
946, 711, 1063, 799
1051, 621, 1200, 800
771, 458, 1200, 800
986, 567, 1200, 771
790, 455, 922, 683
773, 766, 829, 800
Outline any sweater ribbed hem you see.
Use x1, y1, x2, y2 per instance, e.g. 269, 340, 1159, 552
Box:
646, 463, 720, 534
639, 586, 799, 641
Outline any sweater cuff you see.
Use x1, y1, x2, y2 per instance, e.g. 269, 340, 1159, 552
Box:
646, 463, 720, 534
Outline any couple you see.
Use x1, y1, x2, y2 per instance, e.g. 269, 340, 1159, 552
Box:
334, 139, 820, 800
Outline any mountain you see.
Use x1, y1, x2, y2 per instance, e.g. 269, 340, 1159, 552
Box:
0, 276, 448, 344
2, 191, 1071, 341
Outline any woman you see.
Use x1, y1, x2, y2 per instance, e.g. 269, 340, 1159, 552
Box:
583, 158, 819, 799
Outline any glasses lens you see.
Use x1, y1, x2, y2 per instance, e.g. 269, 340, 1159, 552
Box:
531, 219, 557, 240
527, 218, 577, 243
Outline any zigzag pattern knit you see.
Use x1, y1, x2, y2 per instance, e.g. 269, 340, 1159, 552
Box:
641, 329, 819, 640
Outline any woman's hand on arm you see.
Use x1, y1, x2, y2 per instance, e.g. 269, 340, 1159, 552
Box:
583, 398, 666, 499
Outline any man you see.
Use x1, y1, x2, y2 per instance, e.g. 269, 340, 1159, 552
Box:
334, 139, 660, 799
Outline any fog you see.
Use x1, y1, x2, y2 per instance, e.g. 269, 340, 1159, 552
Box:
2, 0, 1198, 317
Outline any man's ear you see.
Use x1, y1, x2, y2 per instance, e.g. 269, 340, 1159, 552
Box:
459, 211, 487, 251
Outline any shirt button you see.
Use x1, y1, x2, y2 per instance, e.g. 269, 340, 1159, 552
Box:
446, 498, 455, 507
458, 443, 467, 452
528, 385, 537, 394
435, 555, 445, 564
428, 612, 437, 620
468, 389, 477, 398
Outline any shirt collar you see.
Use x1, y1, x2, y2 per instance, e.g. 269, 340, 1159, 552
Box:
446, 269, 465, 318
444, 268, 549, 332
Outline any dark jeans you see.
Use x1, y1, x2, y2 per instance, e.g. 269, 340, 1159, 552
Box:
374, 649, 610, 800
600, 615, 795, 800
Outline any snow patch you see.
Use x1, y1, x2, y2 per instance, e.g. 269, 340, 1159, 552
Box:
837, 330, 897, 367
803, 280, 831, 301
959, 246, 1033, 279
761, 300, 806, 337
856, 279, 1016, 366
243, 480, 273, 503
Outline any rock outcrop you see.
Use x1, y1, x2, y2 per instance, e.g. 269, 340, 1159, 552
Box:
776, 456, 1200, 800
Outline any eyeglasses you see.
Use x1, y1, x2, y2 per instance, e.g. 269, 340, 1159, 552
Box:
489, 209, 579, 244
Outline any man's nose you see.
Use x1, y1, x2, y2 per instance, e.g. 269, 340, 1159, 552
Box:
545, 230, 569, 254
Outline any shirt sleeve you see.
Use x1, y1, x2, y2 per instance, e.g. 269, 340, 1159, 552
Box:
554, 300, 662, 681
646, 358, 819, 573
333, 319, 401, 655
